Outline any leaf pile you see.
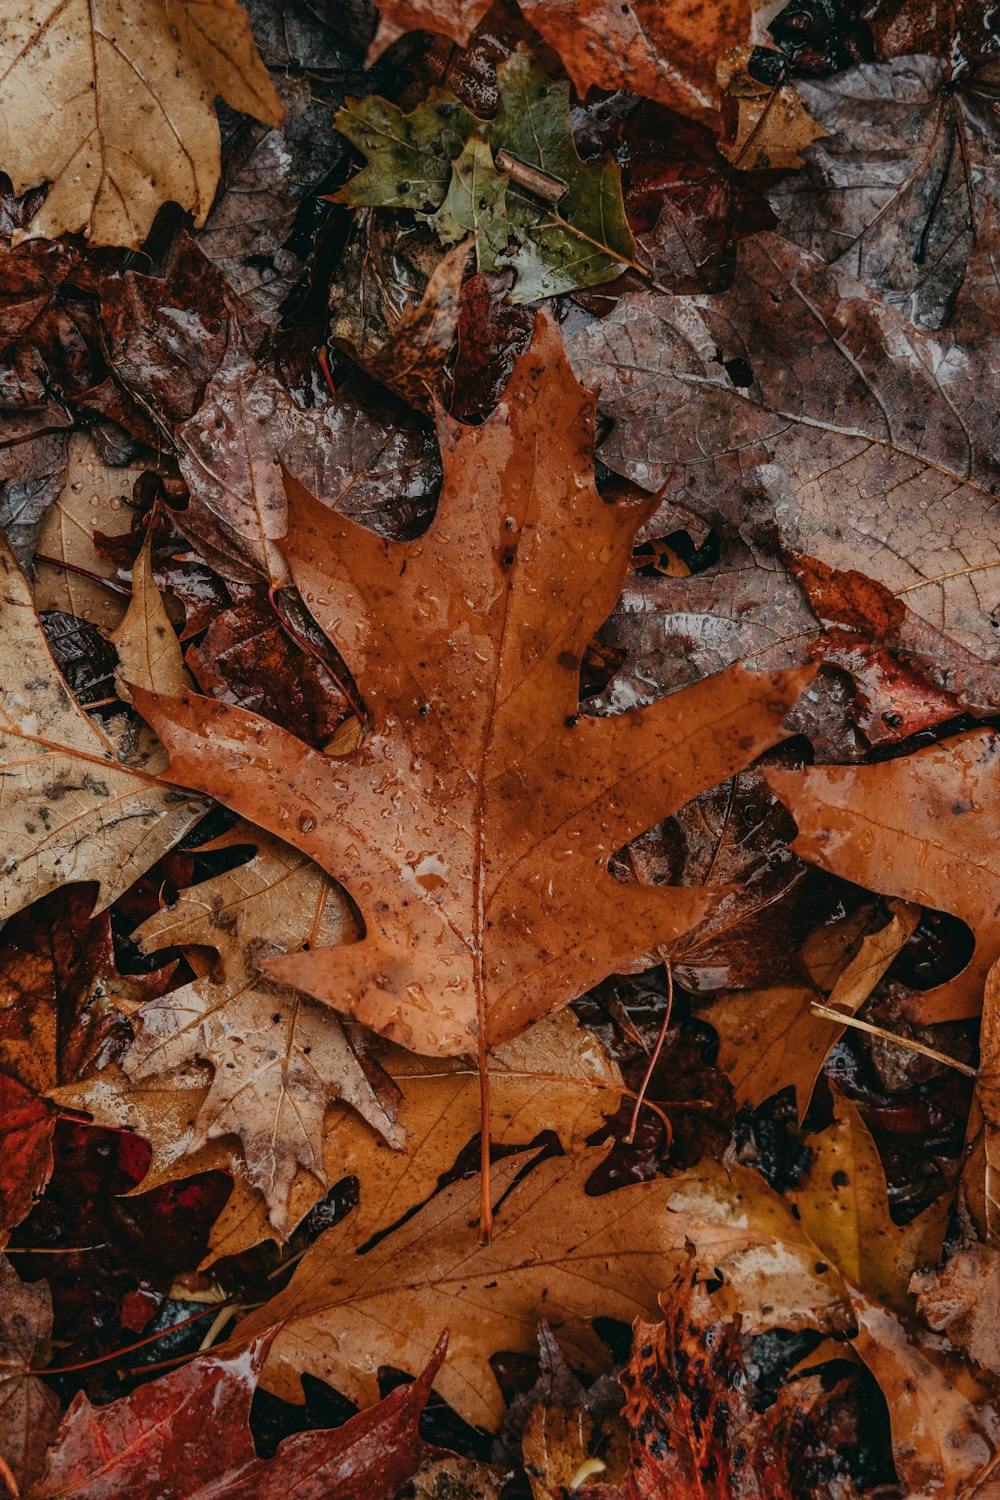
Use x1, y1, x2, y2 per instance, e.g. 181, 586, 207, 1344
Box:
0, 0, 998, 1496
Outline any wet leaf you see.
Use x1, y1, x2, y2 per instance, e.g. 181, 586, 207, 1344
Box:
0, 0, 282, 247
0, 1256, 60, 1493
137, 314, 809, 1060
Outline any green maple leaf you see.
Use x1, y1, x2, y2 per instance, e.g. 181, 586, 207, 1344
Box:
332, 49, 635, 302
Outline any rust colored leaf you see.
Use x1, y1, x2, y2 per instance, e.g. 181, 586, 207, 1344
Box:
32, 1329, 448, 1499
0, 1256, 60, 1493
764, 730, 1000, 1022
138, 314, 810, 1060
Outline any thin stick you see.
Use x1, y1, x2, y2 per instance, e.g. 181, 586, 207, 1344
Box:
478, 1029, 493, 1244
34, 554, 133, 597
624, 959, 674, 1144
810, 1003, 978, 1077
197, 1305, 235, 1351
0, 1455, 19, 1498
31, 1304, 224, 1374
731, 69, 787, 171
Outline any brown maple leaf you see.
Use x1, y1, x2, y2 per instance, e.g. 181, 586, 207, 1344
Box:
0, 1256, 60, 1493
137, 314, 809, 1067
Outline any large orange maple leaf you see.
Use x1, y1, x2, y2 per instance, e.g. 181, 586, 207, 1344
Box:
138, 314, 807, 1064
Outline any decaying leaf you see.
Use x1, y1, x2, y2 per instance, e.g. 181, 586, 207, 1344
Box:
110, 531, 189, 703
32, 1329, 449, 1499
138, 314, 809, 1061
124, 824, 402, 1233
0, 536, 204, 921
717, 47, 826, 171
568, 233, 1000, 682
600, 1273, 829, 1500
0, 0, 283, 247
913, 1243, 1000, 1376
966, 956, 1000, 1244
0, 1256, 60, 1493
769, 56, 1000, 329
333, 52, 636, 301
849, 1287, 1000, 1499
764, 730, 1000, 1021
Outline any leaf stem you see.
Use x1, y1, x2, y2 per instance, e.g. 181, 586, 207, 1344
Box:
809, 1002, 978, 1076
624, 958, 674, 1144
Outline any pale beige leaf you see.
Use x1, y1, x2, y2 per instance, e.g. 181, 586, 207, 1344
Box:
913, 1245, 1000, 1377
32, 434, 139, 633
0, 538, 204, 919
125, 824, 402, 1233
0, 0, 282, 247
111, 532, 188, 700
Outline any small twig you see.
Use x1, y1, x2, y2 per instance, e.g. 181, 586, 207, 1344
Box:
198, 1305, 236, 1351
495, 150, 566, 204
624, 959, 674, 1144
0, 1455, 19, 1498
28, 1303, 226, 1375
34, 554, 133, 597
809, 1002, 978, 1077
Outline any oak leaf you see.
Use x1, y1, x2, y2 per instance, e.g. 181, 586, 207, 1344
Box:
234, 1148, 710, 1427
0, 0, 283, 248
138, 313, 810, 1061
0, 536, 204, 922
55, 1008, 621, 1258
124, 823, 403, 1234
31, 1329, 450, 1500
764, 729, 1000, 1022
912, 1243, 1000, 1376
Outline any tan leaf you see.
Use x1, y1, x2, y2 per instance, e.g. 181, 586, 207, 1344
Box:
717, 47, 826, 171
0, 0, 282, 247
765, 730, 1000, 1022
110, 531, 189, 701
913, 1244, 1000, 1377
964, 957, 1000, 1244
234, 1149, 711, 1427
124, 824, 403, 1233
709, 900, 919, 1119
32, 434, 140, 634
0, 537, 204, 920
849, 1287, 1000, 1498
792, 1087, 948, 1312
137, 313, 811, 1063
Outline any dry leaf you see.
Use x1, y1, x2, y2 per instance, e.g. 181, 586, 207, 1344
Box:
0, 1256, 61, 1493
764, 730, 1000, 1022
965, 956, 1000, 1243
138, 313, 810, 1061
0, 0, 283, 247
235, 1148, 721, 1427
125, 823, 402, 1233
0, 536, 204, 920
709, 900, 919, 1119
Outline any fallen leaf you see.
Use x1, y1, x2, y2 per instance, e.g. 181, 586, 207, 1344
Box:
137, 312, 810, 1060
792, 1087, 947, 1311
764, 729, 1000, 1021
234, 1148, 728, 1427
913, 1243, 1000, 1376
31, 434, 141, 634
0, 432, 69, 572
966, 957, 1000, 1243
367, 0, 753, 122
769, 56, 1000, 329
125, 823, 402, 1233
513, 1324, 629, 1500
0, 535, 205, 921
848, 1286, 1000, 1498
0, 1256, 60, 1493
717, 47, 826, 171
31, 1328, 450, 1500
0, 0, 283, 247
110, 531, 189, 702
0, 1075, 53, 1235
334, 51, 636, 301
568, 232, 1000, 677
709, 900, 919, 1119
600, 1273, 829, 1499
